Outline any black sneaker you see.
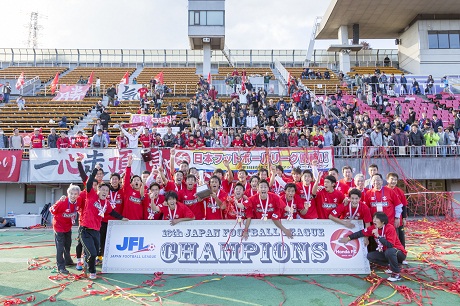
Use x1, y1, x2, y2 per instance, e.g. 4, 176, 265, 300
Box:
58, 268, 70, 275
387, 273, 401, 282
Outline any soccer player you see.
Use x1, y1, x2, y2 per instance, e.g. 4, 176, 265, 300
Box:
49, 184, 82, 274
327, 168, 349, 195
329, 188, 372, 229
297, 170, 318, 219
245, 180, 293, 238
279, 183, 309, 220
225, 183, 251, 226
203, 176, 228, 220
364, 174, 402, 229
386, 172, 408, 248
244, 175, 260, 199
121, 156, 146, 220
145, 183, 164, 220
339, 212, 407, 282
158, 165, 186, 193
339, 166, 356, 189
178, 174, 204, 220
149, 191, 194, 225
80, 165, 128, 279
312, 172, 345, 219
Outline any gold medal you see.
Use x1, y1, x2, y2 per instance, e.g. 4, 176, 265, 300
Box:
237, 217, 242, 223
287, 216, 293, 221
263, 216, 268, 221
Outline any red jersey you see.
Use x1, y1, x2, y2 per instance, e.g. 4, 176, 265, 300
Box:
295, 119, 304, 127
31, 134, 44, 148
224, 196, 250, 220
56, 137, 71, 149
296, 182, 318, 219
364, 187, 400, 226
121, 167, 145, 220
243, 134, 254, 147
228, 181, 251, 196
164, 180, 186, 193
232, 139, 244, 147
158, 202, 194, 220
310, 134, 324, 146
314, 188, 345, 219
102, 188, 124, 222
138, 87, 149, 99
152, 138, 164, 147
50, 197, 82, 232
330, 202, 372, 223
361, 224, 407, 255
72, 135, 88, 148
244, 188, 258, 199
178, 186, 204, 220
339, 179, 356, 189
334, 181, 350, 195
116, 136, 128, 149
245, 192, 282, 220
139, 134, 152, 148
287, 117, 295, 128
279, 194, 305, 219
203, 189, 228, 220
80, 188, 114, 231
288, 134, 298, 147
145, 195, 165, 220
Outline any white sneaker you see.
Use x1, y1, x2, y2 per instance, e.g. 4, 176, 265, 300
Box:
387, 274, 401, 282
402, 260, 408, 265
89, 273, 97, 280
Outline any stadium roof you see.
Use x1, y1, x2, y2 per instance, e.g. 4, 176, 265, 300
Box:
316, 0, 460, 39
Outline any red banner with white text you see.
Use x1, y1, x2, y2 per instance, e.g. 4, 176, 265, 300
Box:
52, 85, 91, 101
0, 150, 23, 182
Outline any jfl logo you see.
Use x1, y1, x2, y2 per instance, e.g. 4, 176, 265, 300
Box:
116, 237, 149, 251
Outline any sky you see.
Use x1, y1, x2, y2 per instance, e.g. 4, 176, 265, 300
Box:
2, 0, 395, 50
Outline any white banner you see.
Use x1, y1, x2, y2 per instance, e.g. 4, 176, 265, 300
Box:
29, 148, 142, 183
118, 84, 143, 100
52, 85, 91, 101
103, 220, 370, 275
173, 148, 334, 173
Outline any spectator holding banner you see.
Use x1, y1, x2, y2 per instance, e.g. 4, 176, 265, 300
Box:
120, 123, 144, 148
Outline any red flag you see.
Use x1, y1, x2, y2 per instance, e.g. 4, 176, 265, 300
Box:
207, 72, 212, 86
50, 72, 59, 94
241, 82, 246, 92
121, 71, 129, 84
16, 72, 25, 90
154, 71, 164, 85
88, 71, 94, 85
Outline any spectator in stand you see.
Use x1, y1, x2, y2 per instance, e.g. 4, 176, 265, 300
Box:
30, 128, 45, 149
0, 129, 9, 149
116, 130, 128, 149
369, 126, 383, 157
208, 86, 218, 100
323, 126, 333, 147
58, 116, 68, 128
2, 82, 12, 103
424, 128, 440, 155
138, 85, 149, 101
409, 124, 425, 156
95, 77, 101, 96
391, 127, 409, 152
188, 103, 200, 131
9, 128, 24, 150
209, 112, 223, 128
71, 131, 88, 148
375, 91, 385, 114
152, 133, 165, 147
425, 75, 435, 94
48, 128, 58, 148
453, 110, 460, 143
139, 129, 152, 148
100, 109, 111, 130
16, 95, 25, 110
431, 114, 443, 131
418, 113, 431, 129
437, 126, 450, 157
120, 125, 144, 148
91, 119, 104, 135
56, 131, 71, 152
163, 127, 176, 147
277, 127, 288, 147
255, 129, 268, 147
106, 84, 116, 105
90, 129, 109, 148
95, 100, 104, 118
220, 129, 232, 148
400, 73, 408, 94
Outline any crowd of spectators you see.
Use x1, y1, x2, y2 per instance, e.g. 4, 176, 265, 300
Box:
0, 69, 459, 157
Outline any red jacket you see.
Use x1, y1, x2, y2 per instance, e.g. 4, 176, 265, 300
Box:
50, 196, 82, 232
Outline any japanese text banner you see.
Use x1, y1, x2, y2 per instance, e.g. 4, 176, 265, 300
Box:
0, 150, 22, 182
29, 148, 142, 183
173, 148, 334, 172
118, 84, 142, 100
52, 85, 91, 101
130, 115, 177, 129
103, 220, 370, 275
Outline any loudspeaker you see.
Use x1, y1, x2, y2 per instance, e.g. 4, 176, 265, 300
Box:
352, 24, 359, 44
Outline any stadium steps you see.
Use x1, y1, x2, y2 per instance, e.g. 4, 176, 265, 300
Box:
129, 67, 144, 83
70, 104, 98, 136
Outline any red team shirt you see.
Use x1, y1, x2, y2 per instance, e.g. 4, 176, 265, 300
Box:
361, 224, 407, 255
122, 167, 146, 220
390, 186, 407, 227
80, 189, 115, 231
31, 134, 44, 148
203, 189, 228, 220
164, 181, 186, 193
224, 196, 250, 220
178, 186, 204, 220
157, 202, 194, 220
139, 134, 152, 148
56, 137, 71, 149
364, 186, 400, 226
116, 136, 128, 149
145, 195, 165, 220
245, 192, 282, 220
50, 197, 83, 232
330, 201, 372, 223
102, 188, 124, 222
279, 194, 305, 219
314, 189, 345, 219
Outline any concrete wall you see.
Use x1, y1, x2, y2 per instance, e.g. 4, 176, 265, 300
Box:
399, 20, 460, 76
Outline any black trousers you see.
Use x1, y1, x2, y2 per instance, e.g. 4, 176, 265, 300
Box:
55, 231, 72, 270
99, 221, 108, 256
367, 248, 406, 273
397, 226, 406, 248
76, 226, 83, 259
79, 227, 100, 274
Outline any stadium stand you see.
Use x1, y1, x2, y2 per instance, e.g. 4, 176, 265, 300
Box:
0, 66, 69, 83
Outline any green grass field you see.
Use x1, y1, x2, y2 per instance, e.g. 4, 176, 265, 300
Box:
1, 219, 459, 305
